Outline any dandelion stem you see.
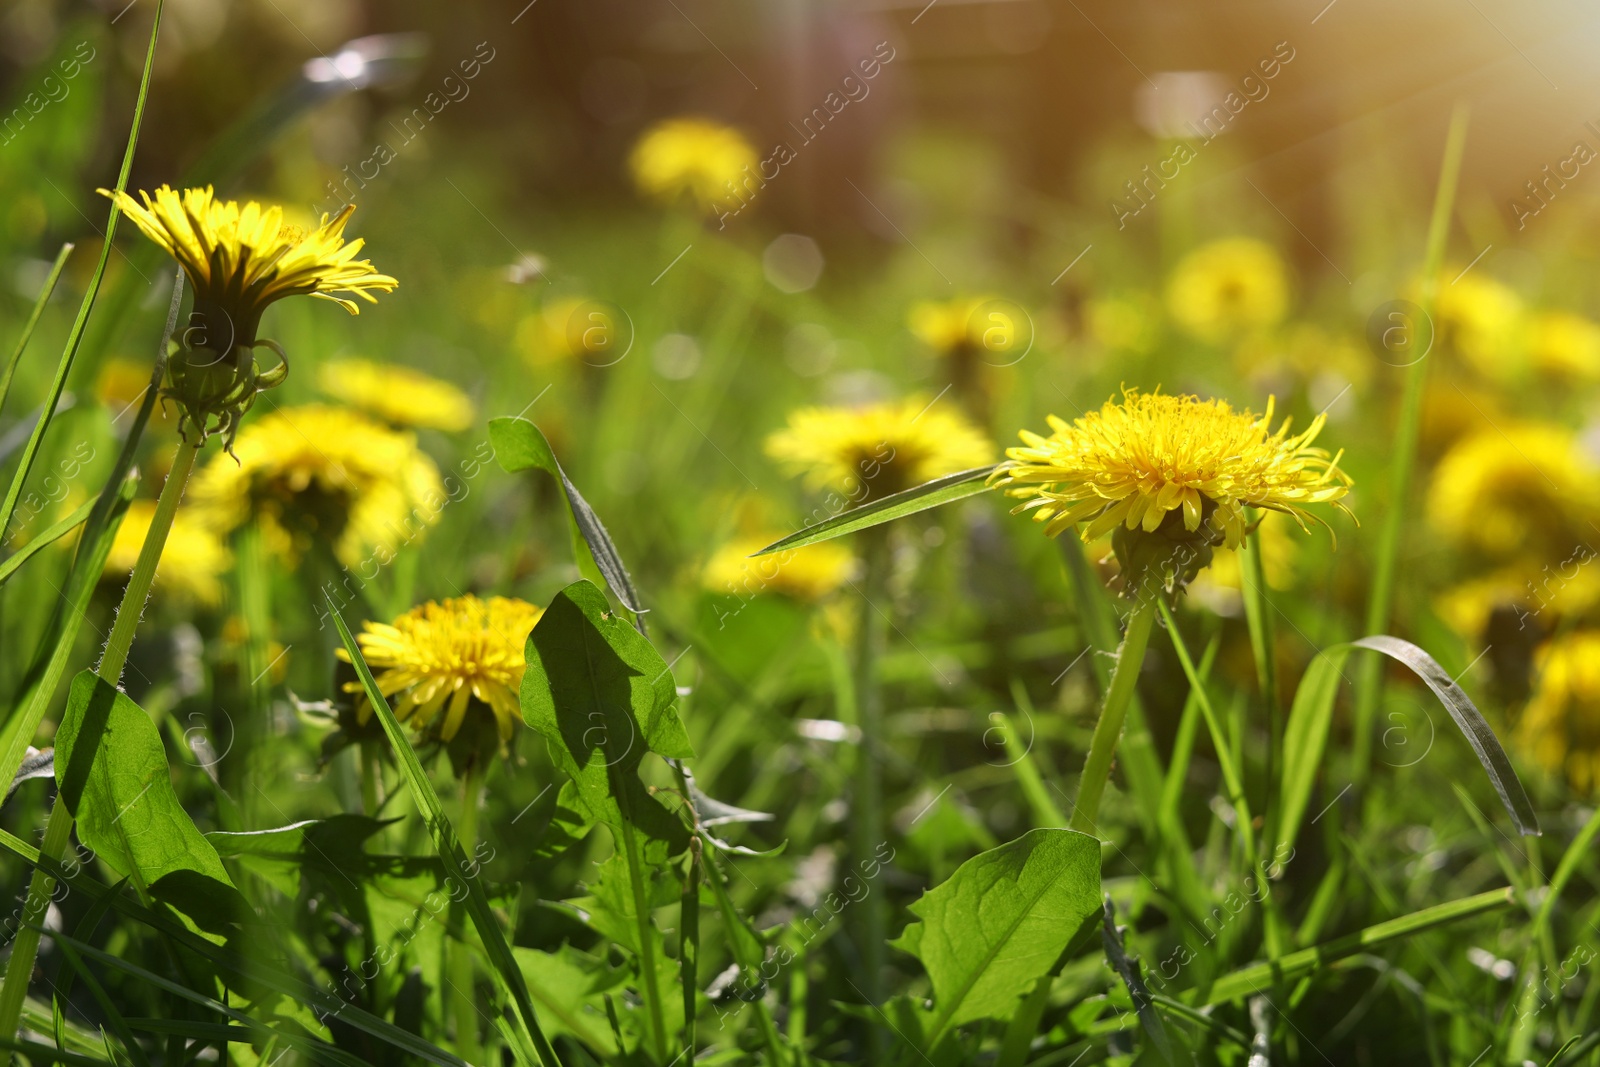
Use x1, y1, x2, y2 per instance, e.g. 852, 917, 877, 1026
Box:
447, 766, 483, 1064
850, 524, 891, 1055
1069, 594, 1156, 836
99, 435, 203, 686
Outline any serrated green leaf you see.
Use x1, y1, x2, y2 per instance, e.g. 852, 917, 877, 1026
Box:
522, 579, 693, 853
54, 671, 245, 939
753, 465, 997, 555
892, 828, 1102, 1047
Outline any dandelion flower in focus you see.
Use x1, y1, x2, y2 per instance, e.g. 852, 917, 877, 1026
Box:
1427, 423, 1598, 560
766, 396, 995, 503
1517, 632, 1600, 793
1166, 238, 1288, 343
343, 594, 542, 743
193, 404, 444, 567
101, 185, 396, 345
703, 535, 856, 603
629, 117, 758, 216
317, 358, 475, 432
103, 500, 230, 605
993, 389, 1350, 597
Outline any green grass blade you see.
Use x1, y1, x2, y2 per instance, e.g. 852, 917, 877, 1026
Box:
1352, 103, 1470, 777
1201, 887, 1513, 1005
753, 465, 997, 555
1352, 635, 1538, 836
0, 495, 94, 586
327, 597, 563, 1067
48, 937, 153, 1067
0, 242, 74, 422
0, 0, 164, 541
0, 1035, 115, 1067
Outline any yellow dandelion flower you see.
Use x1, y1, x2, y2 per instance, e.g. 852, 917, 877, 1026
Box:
703, 534, 856, 603
629, 117, 758, 215
1427, 423, 1598, 560
317, 358, 475, 433
515, 297, 624, 368
193, 404, 444, 567
765, 396, 995, 503
995, 389, 1351, 550
102, 499, 231, 605
100, 185, 396, 346
1433, 270, 1523, 378
1526, 310, 1600, 381
1435, 558, 1600, 642
1166, 238, 1289, 343
342, 594, 543, 743
1518, 632, 1600, 793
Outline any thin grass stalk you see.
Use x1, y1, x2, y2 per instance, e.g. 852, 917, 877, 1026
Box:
0, 244, 74, 425
1158, 600, 1291, 959
1352, 103, 1470, 780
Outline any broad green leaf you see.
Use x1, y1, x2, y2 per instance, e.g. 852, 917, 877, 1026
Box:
328, 599, 560, 1067
892, 828, 1101, 1048
753, 465, 997, 555
514, 945, 619, 1055
490, 416, 647, 630
54, 671, 245, 938
1276, 635, 1539, 855
522, 579, 694, 853
1200, 887, 1514, 1004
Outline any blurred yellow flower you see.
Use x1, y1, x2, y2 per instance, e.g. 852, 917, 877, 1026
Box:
703, 535, 856, 603
193, 404, 444, 567
1436, 559, 1600, 641
1427, 423, 1597, 559
1525, 310, 1600, 381
766, 396, 995, 503
1433, 271, 1522, 378
1518, 631, 1600, 793
1189, 512, 1300, 613
1084, 293, 1160, 354
95, 357, 180, 437
1166, 238, 1288, 343
317, 358, 475, 432
995, 390, 1350, 550
103, 499, 230, 605
516, 297, 624, 368
907, 296, 994, 355
629, 117, 758, 215
100, 185, 396, 345
343, 594, 542, 743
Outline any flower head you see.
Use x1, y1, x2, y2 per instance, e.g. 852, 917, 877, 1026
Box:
628, 117, 758, 216
1434, 270, 1522, 377
703, 534, 856, 603
317, 359, 475, 432
1427, 422, 1598, 560
103, 185, 396, 337
1166, 238, 1288, 343
1518, 631, 1600, 793
100, 185, 397, 448
343, 594, 542, 743
994, 390, 1351, 596
765, 396, 995, 503
102, 500, 230, 605
907, 297, 995, 355
193, 404, 443, 567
